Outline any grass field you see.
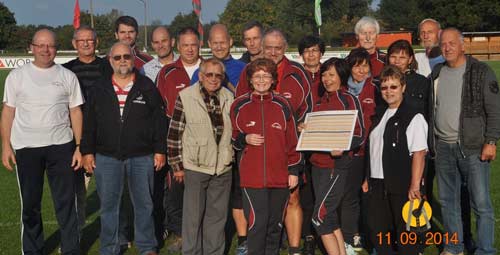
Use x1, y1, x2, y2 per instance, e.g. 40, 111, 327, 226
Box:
1, 63, 500, 254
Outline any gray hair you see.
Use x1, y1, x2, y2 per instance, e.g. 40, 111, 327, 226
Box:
354, 16, 380, 35
110, 41, 132, 56
199, 57, 226, 74
73, 25, 97, 40
440, 27, 464, 44
263, 28, 288, 47
418, 18, 441, 34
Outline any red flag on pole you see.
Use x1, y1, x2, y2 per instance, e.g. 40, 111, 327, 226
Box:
73, 0, 81, 29
192, 0, 203, 45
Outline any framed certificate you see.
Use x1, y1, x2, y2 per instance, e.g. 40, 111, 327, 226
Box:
296, 110, 358, 151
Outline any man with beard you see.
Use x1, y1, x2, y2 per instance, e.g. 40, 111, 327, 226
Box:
415, 18, 444, 77
81, 42, 167, 255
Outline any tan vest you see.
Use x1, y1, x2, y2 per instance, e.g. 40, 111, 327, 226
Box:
179, 83, 234, 175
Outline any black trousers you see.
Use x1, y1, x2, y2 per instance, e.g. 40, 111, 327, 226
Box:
164, 169, 184, 236
366, 179, 420, 255
311, 165, 348, 235
15, 142, 80, 254
339, 156, 365, 243
242, 187, 289, 255
300, 163, 315, 237
153, 167, 167, 247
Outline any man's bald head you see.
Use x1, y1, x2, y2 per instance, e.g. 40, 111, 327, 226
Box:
209, 24, 230, 41
31, 28, 57, 68
109, 42, 134, 75
32, 29, 57, 45
208, 23, 233, 60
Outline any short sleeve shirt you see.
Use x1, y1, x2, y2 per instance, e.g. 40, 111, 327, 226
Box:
3, 63, 84, 149
369, 109, 428, 179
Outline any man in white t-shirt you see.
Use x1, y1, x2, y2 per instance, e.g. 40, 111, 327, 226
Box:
414, 18, 443, 77
1, 29, 83, 254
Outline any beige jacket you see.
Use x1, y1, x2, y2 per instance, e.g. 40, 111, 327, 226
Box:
179, 83, 234, 175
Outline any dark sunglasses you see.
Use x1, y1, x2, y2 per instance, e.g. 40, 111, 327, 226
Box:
380, 85, 400, 91
112, 54, 132, 61
203, 72, 224, 80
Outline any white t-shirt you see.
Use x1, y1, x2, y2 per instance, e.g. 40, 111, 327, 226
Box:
369, 108, 428, 179
184, 59, 201, 80
414, 52, 431, 77
3, 63, 84, 149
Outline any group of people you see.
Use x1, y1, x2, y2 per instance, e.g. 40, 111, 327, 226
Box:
1, 13, 497, 255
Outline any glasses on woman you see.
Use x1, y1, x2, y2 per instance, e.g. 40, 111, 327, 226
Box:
251, 74, 273, 82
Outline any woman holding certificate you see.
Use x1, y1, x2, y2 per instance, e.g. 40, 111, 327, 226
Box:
304, 57, 364, 255
230, 58, 302, 255
365, 65, 428, 255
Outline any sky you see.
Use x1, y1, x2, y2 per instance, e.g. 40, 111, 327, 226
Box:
1, 0, 230, 27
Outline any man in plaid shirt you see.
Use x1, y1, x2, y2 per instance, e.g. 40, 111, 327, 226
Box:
167, 58, 234, 255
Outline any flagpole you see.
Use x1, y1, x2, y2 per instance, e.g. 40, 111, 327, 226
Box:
90, 0, 94, 28
137, 0, 148, 51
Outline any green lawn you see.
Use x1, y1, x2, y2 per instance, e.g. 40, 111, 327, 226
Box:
1, 63, 500, 254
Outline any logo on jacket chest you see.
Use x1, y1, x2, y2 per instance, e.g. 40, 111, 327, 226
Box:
133, 94, 146, 104
362, 98, 374, 104
176, 83, 186, 89
271, 122, 282, 130
282, 92, 292, 99
246, 121, 256, 127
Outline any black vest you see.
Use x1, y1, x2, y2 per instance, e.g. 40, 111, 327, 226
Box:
372, 100, 420, 194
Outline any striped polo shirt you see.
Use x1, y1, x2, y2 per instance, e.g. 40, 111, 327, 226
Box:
112, 74, 135, 116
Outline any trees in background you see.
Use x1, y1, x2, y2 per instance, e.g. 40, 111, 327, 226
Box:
0, 2, 16, 50
0, 1, 499, 51
377, 0, 500, 31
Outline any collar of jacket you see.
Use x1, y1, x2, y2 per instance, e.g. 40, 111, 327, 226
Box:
250, 91, 274, 102
431, 55, 476, 80
103, 69, 151, 94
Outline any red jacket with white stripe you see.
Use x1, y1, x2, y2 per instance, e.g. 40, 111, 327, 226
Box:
155, 58, 191, 118
235, 57, 313, 123
231, 92, 302, 188
133, 46, 153, 70
309, 90, 365, 169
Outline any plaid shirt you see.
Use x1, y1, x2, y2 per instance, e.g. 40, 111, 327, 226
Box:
167, 86, 224, 172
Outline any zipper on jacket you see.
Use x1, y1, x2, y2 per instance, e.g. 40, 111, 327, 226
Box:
260, 95, 267, 186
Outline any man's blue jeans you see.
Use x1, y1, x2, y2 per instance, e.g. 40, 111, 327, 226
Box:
94, 153, 157, 255
436, 140, 496, 255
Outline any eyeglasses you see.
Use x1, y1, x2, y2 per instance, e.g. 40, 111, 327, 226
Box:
75, 39, 96, 45
31, 43, 57, 50
251, 74, 273, 81
112, 54, 132, 61
203, 72, 224, 80
380, 85, 401, 91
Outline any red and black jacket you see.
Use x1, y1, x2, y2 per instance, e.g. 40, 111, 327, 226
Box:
231, 92, 302, 188
155, 58, 191, 118
132, 46, 153, 70
370, 49, 386, 79
306, 69, 321, 105
235, 57, 313, 123
309, 90, 365, 169
342, 77, 380, 156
